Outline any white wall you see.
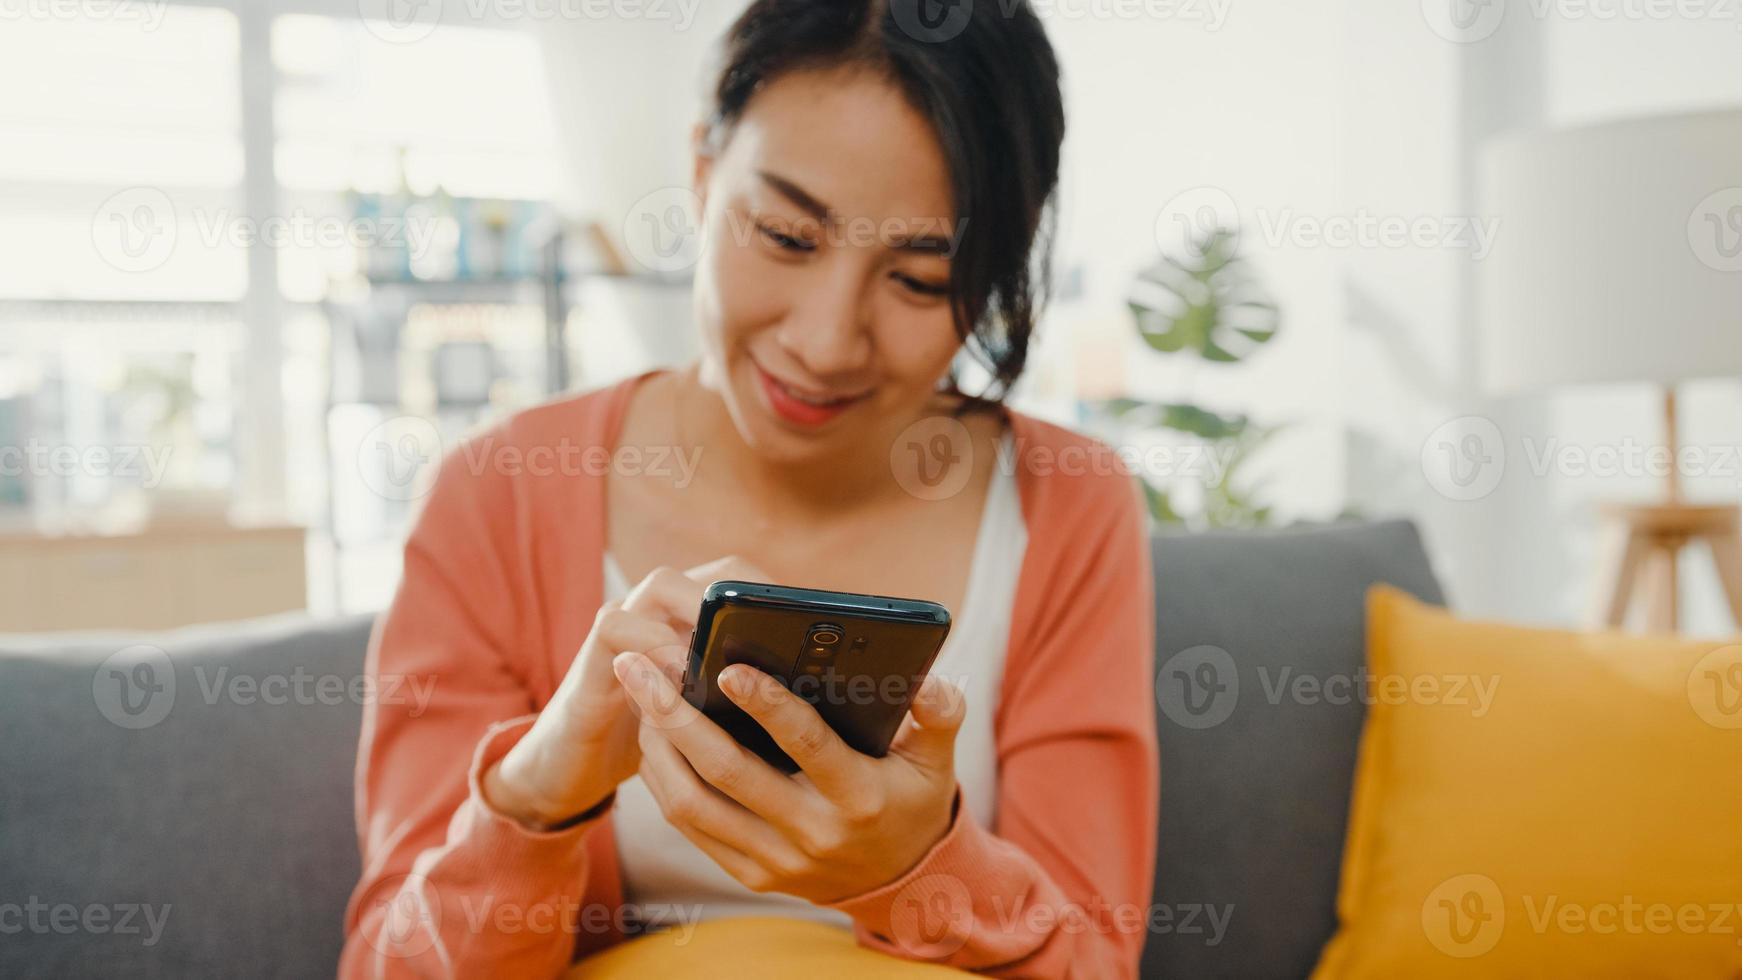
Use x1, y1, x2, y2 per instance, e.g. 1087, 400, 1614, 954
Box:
1046, 1, 1347, 522
1471, 10, 1742, 634
529, 3, 1742, 633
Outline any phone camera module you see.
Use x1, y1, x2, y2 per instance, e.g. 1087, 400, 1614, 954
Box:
804, 624, 843, 662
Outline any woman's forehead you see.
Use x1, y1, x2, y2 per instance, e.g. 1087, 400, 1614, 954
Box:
726, 69, 956, 226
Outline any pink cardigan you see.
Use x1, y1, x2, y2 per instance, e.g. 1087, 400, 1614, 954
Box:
340, 369, 1159, 978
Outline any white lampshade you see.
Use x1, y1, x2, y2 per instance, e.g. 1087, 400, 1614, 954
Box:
1478, 109, 1742, 397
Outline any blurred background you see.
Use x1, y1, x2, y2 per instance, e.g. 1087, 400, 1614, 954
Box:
2, 0, 1740, 635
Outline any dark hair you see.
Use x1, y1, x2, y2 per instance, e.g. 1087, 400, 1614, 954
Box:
701, 0, 1065, 411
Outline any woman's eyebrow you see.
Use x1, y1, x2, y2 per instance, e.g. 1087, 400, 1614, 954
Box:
755, 169, 956, 256
757, 170, 834, 222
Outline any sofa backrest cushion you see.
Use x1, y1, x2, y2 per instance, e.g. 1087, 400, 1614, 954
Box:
0, 613, 374, 980
1142, 519, 1445, 980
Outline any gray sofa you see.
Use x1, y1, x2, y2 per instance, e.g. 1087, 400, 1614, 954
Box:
0, 519, 1443, 979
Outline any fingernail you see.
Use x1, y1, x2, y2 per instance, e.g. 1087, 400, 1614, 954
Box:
720, 665, 749, 699
612, 651, 637, 683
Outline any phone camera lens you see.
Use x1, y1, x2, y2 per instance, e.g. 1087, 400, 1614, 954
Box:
811, 629, 841, 646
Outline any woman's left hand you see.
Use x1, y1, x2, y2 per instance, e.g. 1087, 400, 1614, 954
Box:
612, 651, 966, 904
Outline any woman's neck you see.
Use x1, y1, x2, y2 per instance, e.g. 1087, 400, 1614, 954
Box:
668, 362, 937, 523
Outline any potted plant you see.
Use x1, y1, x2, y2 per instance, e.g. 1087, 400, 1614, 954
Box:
1090, 227, 1282, 529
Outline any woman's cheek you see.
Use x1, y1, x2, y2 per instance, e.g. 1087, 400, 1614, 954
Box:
707, 236, 787, 346
874, 299, 962, 385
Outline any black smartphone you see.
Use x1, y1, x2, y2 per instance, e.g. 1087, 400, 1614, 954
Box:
681, 580, 952, 773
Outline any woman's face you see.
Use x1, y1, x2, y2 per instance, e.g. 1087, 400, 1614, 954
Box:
690, 66, 966, 466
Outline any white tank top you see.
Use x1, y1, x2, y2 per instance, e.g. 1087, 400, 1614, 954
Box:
602, 430, 1027, 930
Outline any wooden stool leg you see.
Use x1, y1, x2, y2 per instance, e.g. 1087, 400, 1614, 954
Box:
1707, 532, 1742, 630
1643, 538, 1682, 634
1600, 529, 1650, 629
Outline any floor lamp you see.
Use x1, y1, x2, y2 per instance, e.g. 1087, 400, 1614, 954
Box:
1478, 108, 1742, 633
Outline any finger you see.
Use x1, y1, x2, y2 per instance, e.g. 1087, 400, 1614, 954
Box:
636, 722, 806, 871
556, 602, 678, 707
639, 641, 691, 688
615, 652, 815, 831
567, 609, 682, 702
718, 664, 865, 800
613, 650, 706, 734
888, 673, 967, 774
684, 554, 775, 587
622, 566, 710, 631
635, 749, 768, 888
593, 605, 684, 658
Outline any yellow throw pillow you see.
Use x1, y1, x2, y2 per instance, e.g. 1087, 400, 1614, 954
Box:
567, 916, 971, 979
1313, 586, 1742, 978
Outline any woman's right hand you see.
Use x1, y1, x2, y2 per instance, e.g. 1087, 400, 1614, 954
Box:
483, 555, 772, 829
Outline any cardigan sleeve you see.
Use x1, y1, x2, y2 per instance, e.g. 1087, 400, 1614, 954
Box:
338, 430, 624, 978
825, 465, 1160, 978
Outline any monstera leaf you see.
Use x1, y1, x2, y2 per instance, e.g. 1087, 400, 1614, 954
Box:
1080, 224, 1288, 530
1095, 397, 1251, 441
1129, 228, 1279, 363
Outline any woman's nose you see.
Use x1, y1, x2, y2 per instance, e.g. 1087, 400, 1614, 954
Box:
778, 268, 873, 375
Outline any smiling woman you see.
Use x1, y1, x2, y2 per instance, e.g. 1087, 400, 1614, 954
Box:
340, 2, 1157, 978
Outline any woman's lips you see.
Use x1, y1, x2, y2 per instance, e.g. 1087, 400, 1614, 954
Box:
753, 362, 869, 428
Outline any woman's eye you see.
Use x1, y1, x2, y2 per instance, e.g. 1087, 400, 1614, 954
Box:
893, 272, 950, 298
757, 223, 815, 253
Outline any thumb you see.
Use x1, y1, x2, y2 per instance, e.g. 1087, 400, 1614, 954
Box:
891, 673, 966, 772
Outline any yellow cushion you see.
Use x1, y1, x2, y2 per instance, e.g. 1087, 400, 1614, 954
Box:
567, 916, 971, 979
1312, 586, 1742, 978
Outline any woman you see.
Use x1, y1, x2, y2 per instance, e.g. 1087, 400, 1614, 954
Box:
341, 1, 1157, 976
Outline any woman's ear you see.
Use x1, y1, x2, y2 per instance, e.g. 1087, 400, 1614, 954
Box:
691, 120, 716, 212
